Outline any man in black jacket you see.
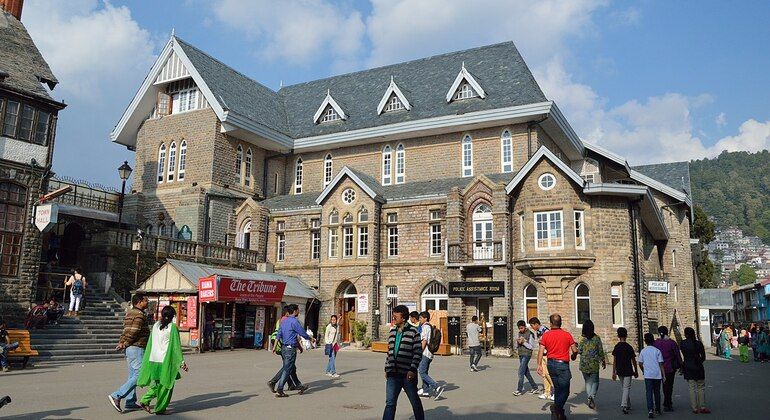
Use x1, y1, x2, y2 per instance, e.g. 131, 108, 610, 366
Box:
382, 305, 424, 420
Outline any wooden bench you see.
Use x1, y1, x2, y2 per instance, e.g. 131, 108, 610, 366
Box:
6, 329, 38, 369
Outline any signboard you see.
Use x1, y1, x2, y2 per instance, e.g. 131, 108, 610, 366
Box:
198, 276, 286, 303
447, 316, 461, 346
186, 296, 198, 328
400, 301, 417, 312
648, 280, 670, 294
189, 328, 199, 347
699, 309, 710, 326
493, 316, 508, 348
357, 293, 369, 313
254, 306, 266, 348
198, 277, 217, 302
448, 281, 505, 297
34, 203, 58, 232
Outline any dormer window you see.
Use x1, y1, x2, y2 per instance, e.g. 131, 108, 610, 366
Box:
319, 105, 340, 123
377, 76, 412, 115
446, 63, 486, 103
453, 83, 478, 100
384, 94, 404, 112
313, 90, 347, 124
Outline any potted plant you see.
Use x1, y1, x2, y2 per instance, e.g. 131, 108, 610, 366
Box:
353, 320, 368, 348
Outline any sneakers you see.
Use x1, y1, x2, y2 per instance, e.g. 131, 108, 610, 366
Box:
331, 373, 340, 378
538, 393, 549, 400
296, 385, 309, 394
529, 387, 540, 395
587, 396, 595, 409
417, 389, 430, 398
325, 372, 333, 377
512, 390, 523, 396
549, 395, 555, 401
648, 410, 654, 419
107, 395, 122, 413
470, 365, 479, 372
275, 391, 288, 398
434, 385, 444, 401
2, 366, 9, 372
622, 406, 630, 415
267, 380, 276, 393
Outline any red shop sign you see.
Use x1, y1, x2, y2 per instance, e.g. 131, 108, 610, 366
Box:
198, 275, 286, 304
186, 296, 198, 328
198, 276, 217, 302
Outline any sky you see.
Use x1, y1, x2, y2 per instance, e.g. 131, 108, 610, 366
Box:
20, 0, 770, 189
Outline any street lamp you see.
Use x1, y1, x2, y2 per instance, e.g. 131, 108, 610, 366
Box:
117, 161, 133, 230
132, 231, 143, 288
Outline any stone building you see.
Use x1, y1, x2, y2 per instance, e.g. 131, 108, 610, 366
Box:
112, 36, 697, 351
0, 3, 66, 318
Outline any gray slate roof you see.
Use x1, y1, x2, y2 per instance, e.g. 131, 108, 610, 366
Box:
0, 10, 60, 103
632, 161, 691, 195
176, 38, 545, 140
697, 288, 733, 309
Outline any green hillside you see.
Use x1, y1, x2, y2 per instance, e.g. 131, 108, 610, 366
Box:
689, 150, 770, 243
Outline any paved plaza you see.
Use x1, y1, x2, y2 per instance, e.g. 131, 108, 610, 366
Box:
2, 347, 768, 419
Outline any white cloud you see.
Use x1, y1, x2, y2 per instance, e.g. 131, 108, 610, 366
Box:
716, 112, 727, 126
708, 119, 770, 155
211, 0, 365, 68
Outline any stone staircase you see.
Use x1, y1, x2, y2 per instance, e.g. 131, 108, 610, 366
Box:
31, 290, 127, 363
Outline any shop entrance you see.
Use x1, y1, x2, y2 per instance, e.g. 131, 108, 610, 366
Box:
337, 282, 357, 343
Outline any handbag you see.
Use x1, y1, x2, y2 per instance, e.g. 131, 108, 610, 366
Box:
333, 343, 340, 354
324, 344, 332, 356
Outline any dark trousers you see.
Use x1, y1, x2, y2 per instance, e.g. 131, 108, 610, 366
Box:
270, 362, 298, 388
663, 371, 675, 409
382, 374, 424, 420
546, 359, 571, 415
276, 346, 301, 391
469, 346, 482, 367
645, 378, 662, 412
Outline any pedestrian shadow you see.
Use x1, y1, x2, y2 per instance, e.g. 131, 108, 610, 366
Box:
424, 405, 597, 419
336, 368, 366, 375
170, 390, 256, 413
437, 381, 459, 392
302, 379, 349, 394
1, 406, 88, 419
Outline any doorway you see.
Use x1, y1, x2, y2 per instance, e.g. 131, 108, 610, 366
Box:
472, 204, 493, 260
338, 282, 357, 342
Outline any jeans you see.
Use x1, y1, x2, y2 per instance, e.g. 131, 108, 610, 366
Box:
69, 292, 82, 312
517, 355, 537, 392
276, 346, 300, 391
582, 371, 599, 399
1, 342, 20, 367
662, 371, 675, 409
382, 374, 425, 420
644, 378, 661, 412
687, 379, 706, 411
469, 346, 482, 367
619, 375, 632, 408
418, 356, 437, 393
326, 349, 337, 374
111, 346, 144, 407
270, 364, 298, 388
547, 359, 572, 415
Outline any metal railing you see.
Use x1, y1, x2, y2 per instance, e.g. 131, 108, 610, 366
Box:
446, 239, 505, 265
46, 177, 121, 213
115, 230, 262, 267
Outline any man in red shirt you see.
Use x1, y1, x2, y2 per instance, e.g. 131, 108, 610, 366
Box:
536, 314, 578, 420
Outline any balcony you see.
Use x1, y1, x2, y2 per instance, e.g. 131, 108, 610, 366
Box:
46, 177, 121, 213
446, 239, 506, 267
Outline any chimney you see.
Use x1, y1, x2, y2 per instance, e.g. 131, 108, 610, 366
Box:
0, 0, 24, 20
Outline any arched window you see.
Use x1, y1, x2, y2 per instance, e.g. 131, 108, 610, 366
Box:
525, 284, 538, 322
245, 148, 252, 187
421, 281, 448, 311
672, 249, 677, 269
575, 283, 591, 326
167, 142, 177, 182
358, 207, 368, 223
342, 212, 353, 224
145, 224, 153, 236
501, 130, 512, 172
178, 140, 187, 181
382, 145, 392, 185
472, 203, 493, 260
236, 145, 243, 184
157, 143, 166, 183
294, 157, 303, 194
462, 135, 473, 177
329, 209, 339, 225
158, 223, 166, 237
395, 144, 405, 184
0, 183, 26, 276
324, 153, 333, 187
237, 219, 252, 249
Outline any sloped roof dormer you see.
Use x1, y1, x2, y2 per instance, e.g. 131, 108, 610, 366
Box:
505, 146, 584, 194
446, 62, 486, 102
377, 76, 412, 114
313, 90, 347, 123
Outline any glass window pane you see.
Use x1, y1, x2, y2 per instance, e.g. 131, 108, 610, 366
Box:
439, 299, 448, 311
426, 300, 436, 311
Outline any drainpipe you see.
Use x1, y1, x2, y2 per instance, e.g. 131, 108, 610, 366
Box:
506, 195, 515, 350
372, 201, 382, 341
203, 193, 210, 243
629, 200, 644, 350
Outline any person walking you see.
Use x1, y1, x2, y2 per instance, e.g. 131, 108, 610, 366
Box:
64, 267, 87, 317
529, 317, 553, 401
611, 327, 638, 415
758, 326, 770, 362
268, 306, 299, 393
466, 316, 482, 372
108, 294, 150, 413
417, 311, 444, 400
136, 305, 188, 415
738, 329, 750, 363
750, 324, 759, 361
324, 315, 341, 378
382, 305, 424, 420
512, 320, 538, 396
653, 326, 682, 412
536, 314, 577, 420
680, 327, 710, 414
639, 333, 665, 418
274, 304, 314, 397
577, 320, 605, 410
719, 328, 731, 359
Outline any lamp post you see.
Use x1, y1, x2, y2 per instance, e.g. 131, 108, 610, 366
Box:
132, 233, 142, 288
117, 161, 133, 230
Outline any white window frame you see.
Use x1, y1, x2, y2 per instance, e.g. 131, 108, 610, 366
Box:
501, 130, 513, 173
277, 232, 285, 262
462, 135, 473, 177
343, 226, 354, 258
519, 214, 525, 253
534, 210, 564, 251
358, 226, 369, 257
167, 142, 177, 182
377, 77, 412, 114
538, 173, 556, 191
453, 83, 477, 100
386, 285, 398, 325
575, 283, 591, 327
421, 281, 448, 311
244, 148, 252, 187
382, 145, 392, 185
395, 144, 405, 184
328, 227, 338, 258
236, 145, 243, 184
294, 157, 303, 194
524, 284, 538, 322
319, 105, 340, 123
358, 208, 369, 223
311, 230, 321, 260
574, 210, 585, 250
611, 284, 624, 327
446, 64, 486, 102
171, 88, 199, 114
430, 223, 442, 256
178, 140, 187, 181
384, 94, 403, 112
313, 90, 347, 123
329, 209, 339, 225
388, 225, 399, 258
324, 153, 333, 187
157, 143, 166, 183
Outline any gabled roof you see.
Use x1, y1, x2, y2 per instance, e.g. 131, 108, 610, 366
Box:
315, 166, 385, 205
631, 161, 691, 196
312, 90, 347, 122
505, 146, 584, 194
0, 10, 63, 106
376, 76, 412, 114
445, 62, 486, 102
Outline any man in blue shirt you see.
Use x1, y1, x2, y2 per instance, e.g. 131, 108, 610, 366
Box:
275, 304, 314, 397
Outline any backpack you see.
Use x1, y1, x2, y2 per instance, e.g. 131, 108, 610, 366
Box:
72, 277, 84, 296
427, 324, 442, 354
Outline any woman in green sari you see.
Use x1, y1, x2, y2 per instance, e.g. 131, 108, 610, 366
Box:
137, 305, 188, 414
719, 329, 731, 360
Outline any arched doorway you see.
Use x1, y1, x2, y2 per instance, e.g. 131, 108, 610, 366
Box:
472, 203, 493, 260
337, 282, 358, 342
421, 281, 448, 311
59, 222, 85, 268
237, 219, 251, 249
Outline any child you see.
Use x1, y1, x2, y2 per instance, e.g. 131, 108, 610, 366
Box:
638, 333, 665, 418
611, 327, 638, 414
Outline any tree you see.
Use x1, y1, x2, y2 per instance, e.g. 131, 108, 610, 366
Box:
696, 253, 718, 288
691, 205, 715, 244
731, 265, 757, 286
